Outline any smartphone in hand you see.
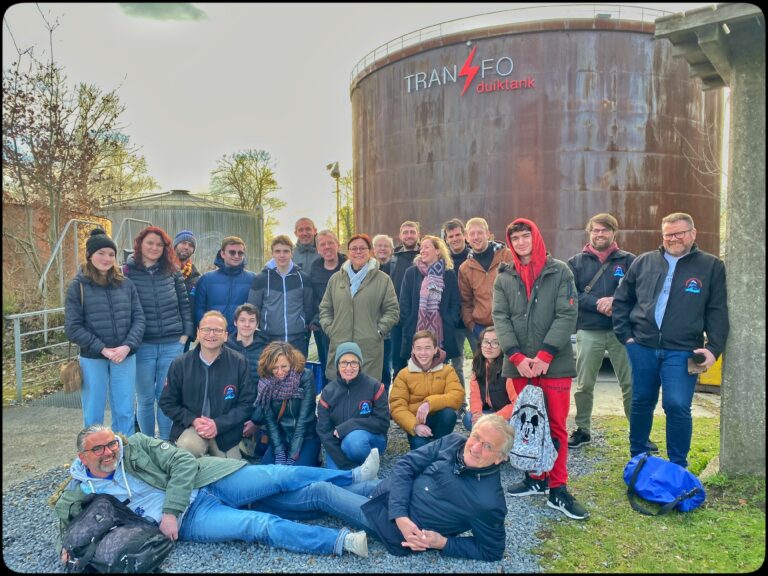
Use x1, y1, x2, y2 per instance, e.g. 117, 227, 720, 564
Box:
687, 352, 708, 375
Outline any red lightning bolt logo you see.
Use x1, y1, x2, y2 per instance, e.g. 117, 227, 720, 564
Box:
458, 46, 479, 96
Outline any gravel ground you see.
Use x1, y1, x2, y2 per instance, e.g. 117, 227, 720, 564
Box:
2, 423, 603, 573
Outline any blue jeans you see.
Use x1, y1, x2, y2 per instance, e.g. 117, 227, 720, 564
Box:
79, 355, 136, 436
325, 430, 387, 469
626, 343, 698, 467
251, 480, 378, 527
135, 341, 184, 439
178, 464, 361, 555
262, 435, 322, 467
408, 407, 457, 450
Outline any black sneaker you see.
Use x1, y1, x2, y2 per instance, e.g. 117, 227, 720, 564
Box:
507, 474, 549, 496
646, 440, 659, 453
568, 428, 591, 449
547, 486, 590, 520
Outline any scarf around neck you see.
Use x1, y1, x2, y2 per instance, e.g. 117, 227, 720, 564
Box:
180, 259, 193, 279
256, 369, 303, 407
584, 241, 619, 263
345, 258, 375, 297
415, 257, 445, 347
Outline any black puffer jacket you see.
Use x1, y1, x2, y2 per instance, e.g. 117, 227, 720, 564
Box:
123, 257, 194, 343
254, 368, 319, 460
317, 371, 389, 469
64, 270, 146, 359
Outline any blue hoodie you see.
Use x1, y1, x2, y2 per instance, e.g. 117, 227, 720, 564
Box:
194, 253, 256, 334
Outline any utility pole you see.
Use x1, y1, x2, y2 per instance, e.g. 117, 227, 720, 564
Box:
326, 161, 341, 240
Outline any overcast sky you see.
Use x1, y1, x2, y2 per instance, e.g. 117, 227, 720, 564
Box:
3, 2, 710, 237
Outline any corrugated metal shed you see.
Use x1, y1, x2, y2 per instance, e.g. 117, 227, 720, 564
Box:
103, 190, 264, 272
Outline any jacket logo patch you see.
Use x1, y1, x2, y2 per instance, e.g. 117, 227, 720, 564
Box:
684, 278, 703, 294
613, 265, 626, 278
358, 401, 372, 416
160, 442, 171, 450
223, 385, 237, 400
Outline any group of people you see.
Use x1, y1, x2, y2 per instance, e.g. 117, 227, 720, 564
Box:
58, 210, 728, 562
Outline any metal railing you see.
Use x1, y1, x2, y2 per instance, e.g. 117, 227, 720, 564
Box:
37, 218, 105, 308
5, 307, 72, 404
350, 3, 674, 87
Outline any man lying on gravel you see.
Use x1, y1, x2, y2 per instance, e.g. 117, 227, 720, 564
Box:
51, 424, 379, 562
253, 414, 514, 561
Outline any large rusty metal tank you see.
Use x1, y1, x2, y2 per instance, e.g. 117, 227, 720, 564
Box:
351, 5, 723, 260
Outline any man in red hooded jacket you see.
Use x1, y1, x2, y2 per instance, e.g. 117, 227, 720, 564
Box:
492, 218, 588, 520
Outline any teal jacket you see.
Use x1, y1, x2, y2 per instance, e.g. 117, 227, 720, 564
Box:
53, 433, 245, 534
491, 256, 578, 379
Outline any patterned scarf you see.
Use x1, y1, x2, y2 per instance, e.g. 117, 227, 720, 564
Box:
256, 369, 303, 407
415, 257, 445, 347
345, 258, 374, 297
180, 259, 193, 279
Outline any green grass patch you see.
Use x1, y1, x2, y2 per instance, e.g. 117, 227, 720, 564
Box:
537, 415, 765, 572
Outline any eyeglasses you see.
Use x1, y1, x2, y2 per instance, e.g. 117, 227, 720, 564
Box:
662, 229, 692, 241
82, 438, 119, 455
481, 340, 500, 349
225, 250, 245, 257
590, 227, 612, 235
199, 327, 226, 335
348, 246, 369, 253
468, 433, 501, 453
339, 360, 360, 368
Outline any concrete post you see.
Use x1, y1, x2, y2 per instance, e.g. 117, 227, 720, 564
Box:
721, 40, 765, 476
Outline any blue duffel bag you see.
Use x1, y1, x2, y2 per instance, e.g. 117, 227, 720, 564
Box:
623, 452, 706, 515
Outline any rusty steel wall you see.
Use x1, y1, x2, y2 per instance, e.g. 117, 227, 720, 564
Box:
351, 22, 722, 260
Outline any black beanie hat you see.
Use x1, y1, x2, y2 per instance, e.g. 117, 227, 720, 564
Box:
86, 228, 117, 259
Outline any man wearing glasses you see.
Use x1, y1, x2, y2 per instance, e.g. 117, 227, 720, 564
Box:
358, 414, 514, 561
160, 311, 255, 458
54, 424, 376, 561
613, 212, 729, 469
566, 214, 641, 450
194, 236, 257, 335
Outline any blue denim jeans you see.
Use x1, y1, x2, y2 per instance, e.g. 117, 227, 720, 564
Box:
250, 479, 378, 528
262, 434, 322, 467
135, 341, 184, 439
325, 430, 387, 469
625, 343, 698, 467
178, 463, 360, 555
79, 355, 136, 436
408, 407, 458, 450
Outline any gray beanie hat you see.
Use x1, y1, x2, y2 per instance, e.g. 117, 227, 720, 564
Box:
335, 342, 363, 367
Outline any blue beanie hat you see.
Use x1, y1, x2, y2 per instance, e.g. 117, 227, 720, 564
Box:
173, 230, 196, 249
335, 342, 363, 367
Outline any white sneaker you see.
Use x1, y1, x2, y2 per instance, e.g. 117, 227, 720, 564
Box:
356, 448, 380, 482
343, 530, 369, 557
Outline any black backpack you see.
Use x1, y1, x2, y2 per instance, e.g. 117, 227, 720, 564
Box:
61, 493, 174, 573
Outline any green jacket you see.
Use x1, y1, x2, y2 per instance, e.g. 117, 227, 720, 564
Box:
492, 256, 578, 378
53, 433, 245, 534
319, 259, 399, 381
